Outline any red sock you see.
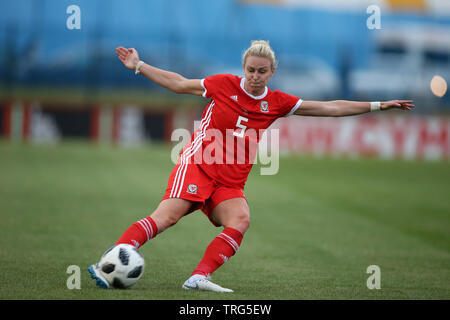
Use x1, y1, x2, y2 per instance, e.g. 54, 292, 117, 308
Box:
192, 227, 243, 277
115, 217, 158, 248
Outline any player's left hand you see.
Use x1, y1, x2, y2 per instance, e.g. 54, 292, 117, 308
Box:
381, 100, 415, 111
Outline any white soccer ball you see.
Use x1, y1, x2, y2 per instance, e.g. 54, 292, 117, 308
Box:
98, 244, 145, 289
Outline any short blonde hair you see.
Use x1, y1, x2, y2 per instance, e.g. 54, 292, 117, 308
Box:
242, 40, 277, 69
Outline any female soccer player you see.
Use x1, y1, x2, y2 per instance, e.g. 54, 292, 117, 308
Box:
89, 40, 414, 292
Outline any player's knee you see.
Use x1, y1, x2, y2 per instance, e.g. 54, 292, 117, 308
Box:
239, 216, 250, 234
227, 212, 250, 234
151, 210, 182, 232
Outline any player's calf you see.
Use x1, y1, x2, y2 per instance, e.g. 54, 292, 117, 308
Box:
115, 217, 158, 248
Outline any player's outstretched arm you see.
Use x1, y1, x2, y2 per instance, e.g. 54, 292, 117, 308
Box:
115, 47, 204, 96
294, 100, 415, 117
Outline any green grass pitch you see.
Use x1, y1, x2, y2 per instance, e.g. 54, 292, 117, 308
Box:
0, 141, 449, 300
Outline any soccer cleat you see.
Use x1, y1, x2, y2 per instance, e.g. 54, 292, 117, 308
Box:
88, 264, 110, 289
182, 274, 233, 293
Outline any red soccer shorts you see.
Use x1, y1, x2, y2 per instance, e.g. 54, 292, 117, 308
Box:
161, 163, 246, 227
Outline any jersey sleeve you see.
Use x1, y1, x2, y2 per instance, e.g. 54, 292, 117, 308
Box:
200, 74, 231, 99
278, 92, 303, 117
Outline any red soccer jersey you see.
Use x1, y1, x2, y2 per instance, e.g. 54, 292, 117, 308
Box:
179, 74, 302, 189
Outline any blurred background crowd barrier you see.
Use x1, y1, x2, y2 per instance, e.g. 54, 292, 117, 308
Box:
1, 0, 449, 160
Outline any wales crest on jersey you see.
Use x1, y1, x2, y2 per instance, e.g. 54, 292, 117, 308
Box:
187, 184, 198, 194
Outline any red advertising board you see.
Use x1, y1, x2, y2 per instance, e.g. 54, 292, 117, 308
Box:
271, 114, 449, 161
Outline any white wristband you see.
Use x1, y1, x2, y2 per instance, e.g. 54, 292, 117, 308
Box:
370, 101, 381, 112
135, 61, 144, 75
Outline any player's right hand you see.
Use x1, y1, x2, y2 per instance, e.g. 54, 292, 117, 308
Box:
116, 47, 140, 70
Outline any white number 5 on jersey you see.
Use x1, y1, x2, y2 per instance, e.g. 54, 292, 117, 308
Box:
233, 116, 248, 138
